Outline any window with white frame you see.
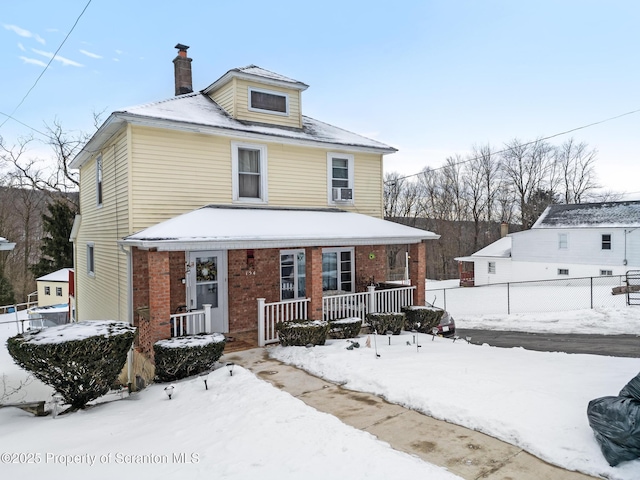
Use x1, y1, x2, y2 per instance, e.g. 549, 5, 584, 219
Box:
248, 87, 289, 115
96, 155, 103, 207
56, 287, 62, 296
44, 286, 50, 295
558, 268, 569, 275
280, 250, 306, 300
232, 142, 268, 203
322, 248, 354, 292
87, 243, 95, 277
327, 153, 354, 204
488, 262, 496, 274
600, 269, 613, 276
558, 233, 568, 249
602, 234, 612, 250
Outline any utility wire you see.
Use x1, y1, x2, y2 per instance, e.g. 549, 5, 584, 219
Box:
0, 110, 49, 138
0, 0, 92, 131
386, 107, 640, 184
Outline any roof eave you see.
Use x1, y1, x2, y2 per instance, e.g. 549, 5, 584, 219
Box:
69, 114, 127, 169
203, 70, 309, 95
112, 113, 397, 155
119, 234, 439, 252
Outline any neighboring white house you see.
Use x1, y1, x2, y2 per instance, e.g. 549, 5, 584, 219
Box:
36, 268, 72, 307
456, 201, 640, 285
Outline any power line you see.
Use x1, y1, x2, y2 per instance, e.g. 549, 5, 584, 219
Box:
0, 110, 49, 138
386, 107, 640, 184
0, 0, 92, 131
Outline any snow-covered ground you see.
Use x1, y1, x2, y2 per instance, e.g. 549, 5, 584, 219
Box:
2, 296, 640, 479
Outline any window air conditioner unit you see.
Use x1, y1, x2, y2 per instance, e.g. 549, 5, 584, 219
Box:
332, 187, 353, 202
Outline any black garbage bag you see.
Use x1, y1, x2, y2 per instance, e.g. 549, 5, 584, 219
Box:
587, 373, 640, 467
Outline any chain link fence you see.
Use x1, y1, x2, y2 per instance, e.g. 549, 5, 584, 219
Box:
427, 275, 630, 316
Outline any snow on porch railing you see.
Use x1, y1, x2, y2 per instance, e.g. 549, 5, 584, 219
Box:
170, 305, 212, 337
258, 298, 310, 347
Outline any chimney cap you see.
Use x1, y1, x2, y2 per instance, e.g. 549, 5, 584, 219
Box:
175, 43, 190, 51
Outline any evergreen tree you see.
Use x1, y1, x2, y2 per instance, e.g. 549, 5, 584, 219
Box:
30, 199, 76, 278
0, 273, 15, 305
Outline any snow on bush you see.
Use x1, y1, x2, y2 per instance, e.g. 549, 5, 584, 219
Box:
6, 321, 136, 410
153, 333, 226, 382
366, 312, 405, 335
276, 319, 329, 346
402, 305, 444, 333
328, 317, 363, 339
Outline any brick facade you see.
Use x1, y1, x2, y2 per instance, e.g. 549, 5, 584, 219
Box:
409, 241, 426, 305
354, 245, 388, 290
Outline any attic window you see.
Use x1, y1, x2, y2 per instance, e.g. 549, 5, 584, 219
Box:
248, 87, 288, 115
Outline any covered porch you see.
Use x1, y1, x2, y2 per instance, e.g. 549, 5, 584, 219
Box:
120, 205, 439, 357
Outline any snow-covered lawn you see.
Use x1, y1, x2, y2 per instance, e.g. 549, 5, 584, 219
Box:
2, 300, 640, 479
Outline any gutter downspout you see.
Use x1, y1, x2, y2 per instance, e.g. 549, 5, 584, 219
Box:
119, 243, 134, 392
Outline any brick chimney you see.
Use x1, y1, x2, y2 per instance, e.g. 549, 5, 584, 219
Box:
173, 43, 193, 96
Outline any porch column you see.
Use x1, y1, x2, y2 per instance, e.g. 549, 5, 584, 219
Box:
148, 249, 172, 356
305, 246, 323, 320
409, 241, 426, 306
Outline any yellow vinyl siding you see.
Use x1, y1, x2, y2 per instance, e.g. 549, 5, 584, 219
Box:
234, 79, 301, 128
130, 126, 232, 230
37, 281, 69, 307
210, 79, 235, 116
354, 152, 384, 218
75, 129, 130, 322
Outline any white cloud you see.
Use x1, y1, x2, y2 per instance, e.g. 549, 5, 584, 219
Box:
4, 24, 45, 44
19, 56, 48, 68
112, 58, 119, 62
17, 42, 25, 51
31, 48, 83, 67
115, 49, 123, 55
79, 49, 102, 59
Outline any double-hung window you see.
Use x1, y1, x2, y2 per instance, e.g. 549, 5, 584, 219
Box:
280, 250, 306, 300
327, 153, 354, 205
56, 287, 62, 296
44, 286, 51, 296
322, 248, 354, 293
601, 234, 612, 250
232, 142, 268, 203
488, 262, 496, 274
558, 268, 569, 276
558, 233, 568, 249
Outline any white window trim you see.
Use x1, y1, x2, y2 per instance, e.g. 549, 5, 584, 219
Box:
56, 287, 63, 296
322, 247, 355, 293
231, 142, 268, 204
96, 155, 103, 208
247, 86, 289, 116
44, 286, 51, 296
600, 269, 613, 276
601, 233, 612, 251
558, 233, 568, 249
558, 268, 569, 276
327, 153, 355, 206
488, 262, 496, 274
87, 242, 95, 277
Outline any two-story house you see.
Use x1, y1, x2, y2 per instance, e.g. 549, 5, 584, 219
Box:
456, 201, 640, 285
69, 45, 439, 358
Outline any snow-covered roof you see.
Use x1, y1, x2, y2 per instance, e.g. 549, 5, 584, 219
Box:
532, 201, 640, 228
71, 93, 395, 168
120, 205, 439, 251
455, 236, 511, 262
37, 268, 72, 283
203, 65, 309, 93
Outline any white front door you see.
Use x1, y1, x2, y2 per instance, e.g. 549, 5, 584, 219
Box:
188, 251, 227, 333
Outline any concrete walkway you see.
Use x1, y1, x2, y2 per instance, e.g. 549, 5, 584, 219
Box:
225, 347, 598, 480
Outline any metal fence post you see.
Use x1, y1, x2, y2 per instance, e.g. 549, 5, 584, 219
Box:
590, 277, 593, 309
507, 283, 510, 315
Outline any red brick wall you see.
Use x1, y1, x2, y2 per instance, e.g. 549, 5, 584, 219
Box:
355, 245, 388, 291
227, 248, 281, 332
169, 251, 186, 314
140, 250, 171, 358
306, 247, 323, 319
410, 242, 426, 305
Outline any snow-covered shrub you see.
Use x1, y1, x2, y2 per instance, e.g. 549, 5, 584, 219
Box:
328, 317, 363, 339
153, 333, 226, 382
402, 305, 444, 333
6, 321, 136, 410
276, 320, 330, 346
366, 312, 405, 335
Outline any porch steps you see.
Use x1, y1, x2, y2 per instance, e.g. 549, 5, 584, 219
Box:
223, 330, 259, 353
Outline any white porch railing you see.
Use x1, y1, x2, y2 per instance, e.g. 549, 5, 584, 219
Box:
257, 286, 416, 346
170, 304, 212, 337
257, 298, 310, 346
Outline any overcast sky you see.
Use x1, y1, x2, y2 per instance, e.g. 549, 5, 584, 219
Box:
1, 0, 639, 199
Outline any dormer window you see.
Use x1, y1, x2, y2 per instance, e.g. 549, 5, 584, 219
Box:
248, 87, 289, 116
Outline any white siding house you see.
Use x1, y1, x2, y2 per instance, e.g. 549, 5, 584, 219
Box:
457, 201, 640, 285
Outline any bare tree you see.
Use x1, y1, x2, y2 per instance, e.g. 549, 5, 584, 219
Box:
555, 138, 600, 203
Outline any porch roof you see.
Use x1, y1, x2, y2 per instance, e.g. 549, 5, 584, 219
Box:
119, 205, 439, 251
